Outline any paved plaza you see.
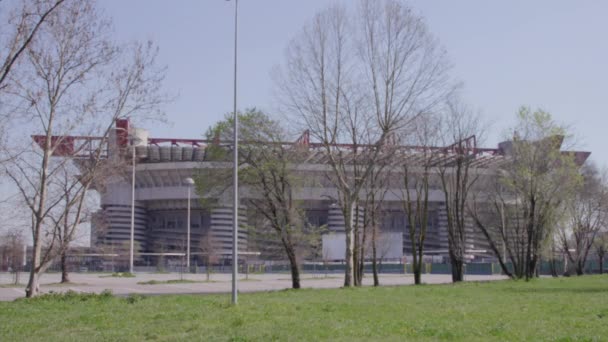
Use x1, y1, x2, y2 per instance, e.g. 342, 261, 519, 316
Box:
0, 272, 508, 301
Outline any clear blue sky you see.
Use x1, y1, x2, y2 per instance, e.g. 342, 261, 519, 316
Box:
101, 0, 608, 166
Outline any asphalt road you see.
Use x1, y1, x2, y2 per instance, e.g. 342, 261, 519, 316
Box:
0, 272, 508, 301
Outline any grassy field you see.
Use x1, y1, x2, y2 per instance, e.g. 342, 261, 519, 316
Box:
1, 276, 607, 341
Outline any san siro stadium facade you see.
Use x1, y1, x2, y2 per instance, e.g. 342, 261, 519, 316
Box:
87, 119, 590, 266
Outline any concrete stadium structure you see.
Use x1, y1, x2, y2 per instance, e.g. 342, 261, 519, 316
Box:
78, 119, 590, 265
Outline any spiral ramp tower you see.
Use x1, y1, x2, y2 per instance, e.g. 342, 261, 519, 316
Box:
98, 181, 148, 252
209, 205, 248, 256
327, 204, 365, 232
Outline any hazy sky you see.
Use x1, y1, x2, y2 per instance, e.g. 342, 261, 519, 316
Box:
102, 0, 608, 165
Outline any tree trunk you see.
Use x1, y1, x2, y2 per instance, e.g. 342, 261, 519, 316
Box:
353, 230, 361, 287
357, 237, 366, 287
285, 245, 301, 289
525, 244, 536, 281
532, 253, 540, 278
525, 246, 532, 281
524, 200, 536, 282
549, 258, 558, 277
576, 260, 584, 276
450, 234, 465, 282
357, 258, 364, 286
25, 272, 40, 298
60, 250, 70, 283
451, 257, 464, 282
12, 266, 20, 285
599, 255, 604, 274
343, 205, 354, 287
550, 240, 558, 277
371, 227, 379, 286
526, 257, 537, 280
25, 237, 42, 297
413, 260, 421, 285
353, 205, 364, 287
288, 257, 301, 289
344, 227, 354, 287
471, 214, 514, 278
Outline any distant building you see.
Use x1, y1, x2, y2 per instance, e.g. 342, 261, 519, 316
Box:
45, 119, 590, 266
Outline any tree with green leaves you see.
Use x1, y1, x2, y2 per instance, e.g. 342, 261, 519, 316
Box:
470, 107, 581, 280
195, 109, 316, 289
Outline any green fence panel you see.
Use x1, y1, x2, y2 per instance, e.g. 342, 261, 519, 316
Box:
464, 263, 492, 275
430, 263, 451, 274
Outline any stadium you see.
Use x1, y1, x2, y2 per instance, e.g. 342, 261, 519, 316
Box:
68, 119, 590, 268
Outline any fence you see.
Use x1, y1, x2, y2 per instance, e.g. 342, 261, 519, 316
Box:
27, 257, 608, 276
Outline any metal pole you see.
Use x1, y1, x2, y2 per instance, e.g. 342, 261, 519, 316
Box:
231, 0, 239, 305
223, 0, 239, 305
130, 144, 135, 274
187, 186, 191, 270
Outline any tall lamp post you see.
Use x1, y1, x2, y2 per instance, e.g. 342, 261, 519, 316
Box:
129, 139, 136, 274
184, 177, 195, 271
226, 0, 239, 305
115, 126, 137, 274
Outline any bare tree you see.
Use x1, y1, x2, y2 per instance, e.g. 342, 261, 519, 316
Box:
276, 0, 453, 287
115, 240, 141, 272
560, 163, 608, 275
395, 114, 440, 285
1, 1, 166, 297
0, 229, 25, 284
52, 164, 85, 284
376, 230, 399, 268
51, 160, 119, 283
0, 0, 66, 159
0, 0, 65, 91
594, 232, 608, 274
437, 99, 484, 282
153, 240, 167, 273
199, 230, 219, 281
398, 115, 439, 285
470, 172, 526, 279
362, 162, 390, 286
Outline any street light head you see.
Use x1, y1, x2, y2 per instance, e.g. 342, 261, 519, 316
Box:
183, 177, 195, 186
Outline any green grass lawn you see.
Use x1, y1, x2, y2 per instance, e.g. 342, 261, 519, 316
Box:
1, 276, 607, 341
